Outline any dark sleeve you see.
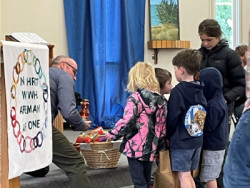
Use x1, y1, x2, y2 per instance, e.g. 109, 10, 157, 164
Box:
166, 88, 184, 139
205, 105, 225, 132
57, 74, 86, 130
224, 51, 245, 103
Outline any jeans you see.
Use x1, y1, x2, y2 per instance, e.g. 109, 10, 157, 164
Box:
127, 157, 153, 188
170, 147, 201, 171
223, 109, 250, 188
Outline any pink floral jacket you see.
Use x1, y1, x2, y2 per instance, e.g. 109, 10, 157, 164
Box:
106, 88, 167, 161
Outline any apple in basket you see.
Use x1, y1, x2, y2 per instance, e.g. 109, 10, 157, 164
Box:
72, 133, 83, 152
75, 132, 92, 143
75, 133, 85, 143
75, 126, 107, 144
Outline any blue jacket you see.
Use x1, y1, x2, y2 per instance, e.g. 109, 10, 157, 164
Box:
167, 81, 207, 149
200, 67, 229, 150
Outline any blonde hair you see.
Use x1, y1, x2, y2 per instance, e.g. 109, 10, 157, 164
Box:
127, 62, 160, 93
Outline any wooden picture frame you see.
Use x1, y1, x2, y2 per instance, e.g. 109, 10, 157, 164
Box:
149, 0, 180, 40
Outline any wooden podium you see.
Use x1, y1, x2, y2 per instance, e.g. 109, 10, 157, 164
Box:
0, 34, 63, 188
5, 35, 55, 66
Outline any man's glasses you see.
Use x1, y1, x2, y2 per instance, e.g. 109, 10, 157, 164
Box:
64, 62, 77, 76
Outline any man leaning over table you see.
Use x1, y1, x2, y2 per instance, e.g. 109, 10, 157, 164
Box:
26, 55, 91, 188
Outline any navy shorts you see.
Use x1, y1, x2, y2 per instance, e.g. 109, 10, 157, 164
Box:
170, 147, 201, 172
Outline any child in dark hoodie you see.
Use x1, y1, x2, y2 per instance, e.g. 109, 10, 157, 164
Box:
167, 49, 207, 188
199, 67, 229, 188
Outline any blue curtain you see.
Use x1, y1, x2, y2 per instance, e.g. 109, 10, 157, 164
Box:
63, 0, 145, 128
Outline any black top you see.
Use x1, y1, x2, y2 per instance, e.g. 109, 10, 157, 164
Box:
199, 39, 245, 114
167, 81, 207, 149
200, 67, 229, 150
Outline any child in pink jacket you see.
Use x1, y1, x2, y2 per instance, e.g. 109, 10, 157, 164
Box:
106, 62, 167, 188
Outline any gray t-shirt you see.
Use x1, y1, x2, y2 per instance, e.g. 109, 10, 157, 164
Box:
49, 67, 85, 130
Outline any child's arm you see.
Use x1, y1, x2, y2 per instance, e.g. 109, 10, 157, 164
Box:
107, 95, 139, 140
205, 105, 226, 132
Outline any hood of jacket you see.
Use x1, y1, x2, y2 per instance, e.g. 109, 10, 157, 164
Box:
200, 67, 223, 100
137, 88, 165, 114
200, 39, 228, 54
174, 81, 205, 105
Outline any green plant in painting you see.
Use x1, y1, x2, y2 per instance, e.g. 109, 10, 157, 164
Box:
151, 0, 179, 40
156, 0, 179, 27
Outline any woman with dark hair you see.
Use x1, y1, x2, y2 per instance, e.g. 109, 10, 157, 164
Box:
197, 19, 246, 188
198, 19, 245, 115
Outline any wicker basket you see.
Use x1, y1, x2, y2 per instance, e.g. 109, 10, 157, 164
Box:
80, 141, 122, 169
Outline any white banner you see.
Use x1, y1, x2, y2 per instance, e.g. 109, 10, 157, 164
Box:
2, 41, 52, 179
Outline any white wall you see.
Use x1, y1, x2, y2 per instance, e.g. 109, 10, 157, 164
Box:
241, 0, 250, 43
1, 0, 68, 56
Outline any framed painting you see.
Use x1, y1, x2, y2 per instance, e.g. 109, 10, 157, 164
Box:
149, 0, 180, 40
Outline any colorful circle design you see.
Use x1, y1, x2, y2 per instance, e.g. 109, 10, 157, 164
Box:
10, 49, 48, 153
